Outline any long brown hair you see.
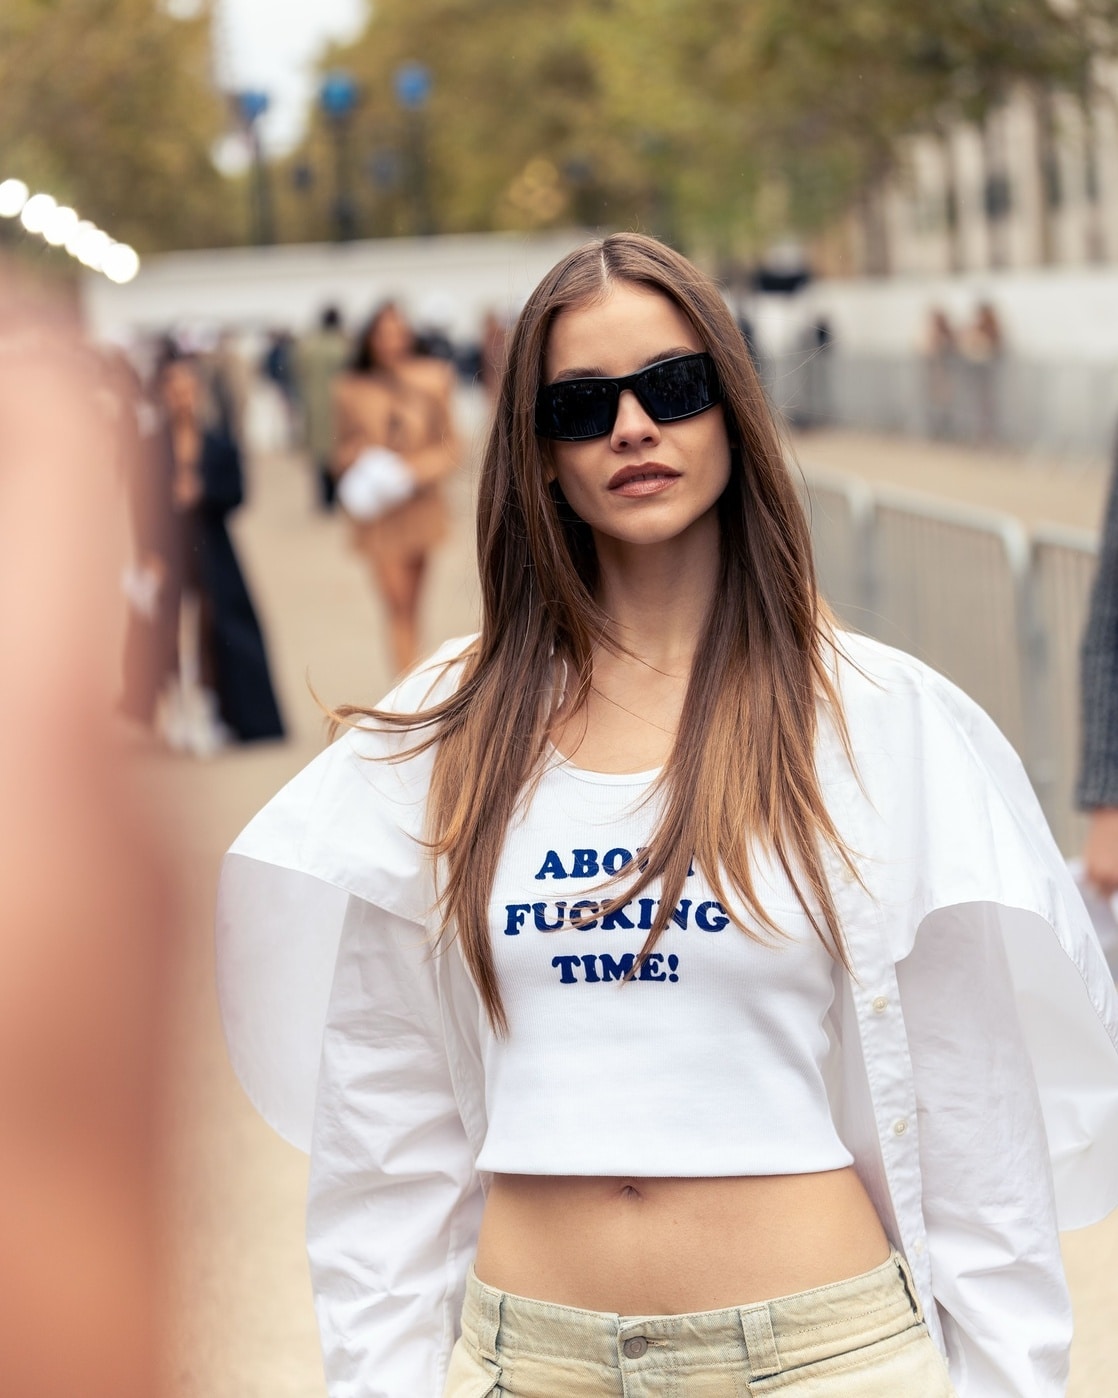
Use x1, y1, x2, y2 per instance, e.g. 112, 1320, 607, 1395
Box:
338, 232, 855, 1033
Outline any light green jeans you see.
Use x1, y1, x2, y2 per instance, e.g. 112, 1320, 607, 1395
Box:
443, 1251, 956, 1397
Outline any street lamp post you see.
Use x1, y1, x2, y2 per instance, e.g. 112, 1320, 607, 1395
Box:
236, 90, 274, 246
394, 61, 434, 236
319, 70, 359, 242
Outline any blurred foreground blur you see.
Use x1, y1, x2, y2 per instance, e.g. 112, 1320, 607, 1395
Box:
0, 264, 178, 1398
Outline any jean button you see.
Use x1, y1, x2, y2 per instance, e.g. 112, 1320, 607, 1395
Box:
623, 1336, 648, 1359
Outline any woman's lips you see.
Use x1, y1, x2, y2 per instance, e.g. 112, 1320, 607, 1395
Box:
608, 463, 681, 497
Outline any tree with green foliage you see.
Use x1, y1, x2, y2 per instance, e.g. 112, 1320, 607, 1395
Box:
302, 0, 1116, 258
0, 0, 238, 256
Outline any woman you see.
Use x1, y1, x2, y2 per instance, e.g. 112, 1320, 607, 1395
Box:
121, 353, 284, 749
923, 307, 957, 440
332, 301, 461, 674
218, 236, 1118, 1396
961, 301, 1004, 445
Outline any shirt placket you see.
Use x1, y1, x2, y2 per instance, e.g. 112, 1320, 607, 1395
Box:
825, 841, 943, 1352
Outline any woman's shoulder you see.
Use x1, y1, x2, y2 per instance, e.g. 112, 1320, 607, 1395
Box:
368, 631, 478, 717
312, 631, 479, 775
226, 633, 479, 910
820, 628, 1024, 791
826, 629, 981, 722
821, 631, 1065, 918
297, 631, 478, 776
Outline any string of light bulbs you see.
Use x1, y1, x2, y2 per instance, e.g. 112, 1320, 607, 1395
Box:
0, 178, 140, 284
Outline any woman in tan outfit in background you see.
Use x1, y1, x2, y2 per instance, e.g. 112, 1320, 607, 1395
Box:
332, 301, 461, 674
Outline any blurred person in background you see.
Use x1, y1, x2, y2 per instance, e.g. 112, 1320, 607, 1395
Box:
736, 311, 760, 373
923, 308, 958, 440
0, 269, 177, 1398
414, 293, 458, 363
207, 329, 253, 451
331, 300, 461, 674
294, 305, 349, 511
262, 328, 298, 448
118, 347, 179, 733
1078, 441, 1118, 896
127, 352, 284, 751
220, 234, 1118, 1398
799, 316, 834, 429
960, 301, 1004, 445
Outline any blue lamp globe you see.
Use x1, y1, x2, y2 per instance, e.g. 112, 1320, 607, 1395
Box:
320, 71, 359, 120
237, 90, 270, 124
394, 61, 432, 111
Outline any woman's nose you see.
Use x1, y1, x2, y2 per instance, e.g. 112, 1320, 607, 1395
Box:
610, 389, 661, 449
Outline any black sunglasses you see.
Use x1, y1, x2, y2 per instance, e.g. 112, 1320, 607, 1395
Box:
535, 352, 723, 441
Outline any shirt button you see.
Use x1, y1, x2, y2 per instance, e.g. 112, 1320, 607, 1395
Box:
623, 1336, 648, 1359
872, 996, 889, 1013
893, 1118, 908, 1136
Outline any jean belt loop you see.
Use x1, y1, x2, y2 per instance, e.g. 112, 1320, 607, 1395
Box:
474, 1282, 503, 1365
894, 1249, 924, 1322
739, 1302, 781, 1380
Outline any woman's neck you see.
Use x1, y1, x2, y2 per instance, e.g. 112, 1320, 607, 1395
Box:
593, 519, 721, 669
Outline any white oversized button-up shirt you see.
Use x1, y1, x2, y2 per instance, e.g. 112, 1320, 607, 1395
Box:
217, 632, 1118, 1398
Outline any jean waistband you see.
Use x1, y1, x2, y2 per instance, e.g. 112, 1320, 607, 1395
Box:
461, 1250, 922, 1381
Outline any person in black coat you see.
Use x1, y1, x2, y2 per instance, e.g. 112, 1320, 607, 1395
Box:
121, 353, 284, 746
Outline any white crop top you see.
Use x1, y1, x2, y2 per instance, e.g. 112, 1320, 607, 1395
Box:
475, 752, 854, 1177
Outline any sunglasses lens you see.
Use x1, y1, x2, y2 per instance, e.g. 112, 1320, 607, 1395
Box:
638, 355, 717, 421
536, 353, 721, 439
538, 380, 617, 440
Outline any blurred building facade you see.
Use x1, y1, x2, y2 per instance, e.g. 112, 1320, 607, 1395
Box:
815, 75, 1118, 278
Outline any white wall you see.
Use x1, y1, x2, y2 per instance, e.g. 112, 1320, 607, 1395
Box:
780, 266, 1118, 362
86, 230, 1118, 368
82, 229, 592, 344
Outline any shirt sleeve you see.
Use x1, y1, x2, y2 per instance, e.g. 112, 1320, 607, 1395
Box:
306, 895, 485, 1398
898, 904, 1071, 1398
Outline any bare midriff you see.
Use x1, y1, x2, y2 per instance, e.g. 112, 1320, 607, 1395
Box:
473, 1168, 891, 1315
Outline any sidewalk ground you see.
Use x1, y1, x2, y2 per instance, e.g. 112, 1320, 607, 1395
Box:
160, 402, 1116, 1396
791, 426, 1109, 532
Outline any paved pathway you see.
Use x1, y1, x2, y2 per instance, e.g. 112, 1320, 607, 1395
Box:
793, 426, 1109, 532
159, 398, 1116, 1396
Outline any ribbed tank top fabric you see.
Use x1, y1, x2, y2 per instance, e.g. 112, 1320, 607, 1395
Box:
474, 753, 854, 1177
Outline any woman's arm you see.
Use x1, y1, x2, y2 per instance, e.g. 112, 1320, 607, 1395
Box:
898, 904, 1071, 1398
307, 896, 484, 1398
330, 379, 370, 476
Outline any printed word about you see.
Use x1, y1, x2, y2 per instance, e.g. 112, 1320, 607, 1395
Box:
534, 847, 694, 880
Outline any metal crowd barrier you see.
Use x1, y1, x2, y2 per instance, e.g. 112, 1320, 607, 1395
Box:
794, 466, 873, 632
801, 468, 1099, 854
769, 351, 1118, 459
